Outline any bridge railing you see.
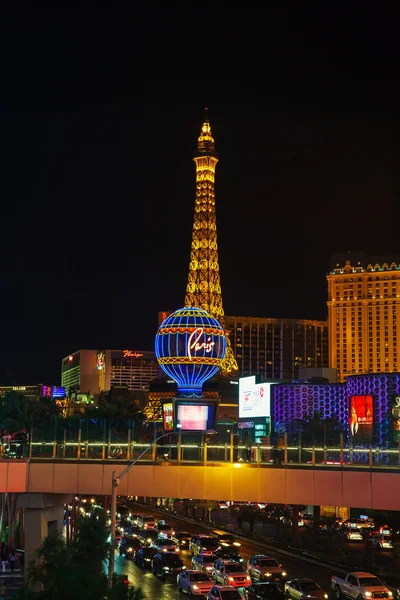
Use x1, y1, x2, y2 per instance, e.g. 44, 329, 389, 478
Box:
2, 419, 399, 468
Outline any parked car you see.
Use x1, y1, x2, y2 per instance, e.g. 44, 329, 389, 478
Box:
244, 582, 287, 599
134, 546, 157, 568
152, 551, 185, 579
177, 569, 213, 596
212, 559, 251, 588
192, 553, 218, 573
285, 578, 328, 600
247, 555, 287, 582
118, 536, 141, 558
207, 585, 243, 599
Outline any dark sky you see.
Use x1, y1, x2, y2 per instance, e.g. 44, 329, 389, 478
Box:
1, 5, 399, 384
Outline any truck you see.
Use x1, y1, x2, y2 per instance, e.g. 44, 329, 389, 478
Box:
331, 572, 392, 600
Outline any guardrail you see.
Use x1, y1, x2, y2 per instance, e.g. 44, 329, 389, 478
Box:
3, 432, 400, 469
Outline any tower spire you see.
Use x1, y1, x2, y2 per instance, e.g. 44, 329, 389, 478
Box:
184, 115, 238, 374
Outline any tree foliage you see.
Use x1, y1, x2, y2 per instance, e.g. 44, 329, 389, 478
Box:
0, 391, 43, 432
14, 508, 143, 600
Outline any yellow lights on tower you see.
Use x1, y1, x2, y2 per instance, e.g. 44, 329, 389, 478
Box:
184, 114, 238, 375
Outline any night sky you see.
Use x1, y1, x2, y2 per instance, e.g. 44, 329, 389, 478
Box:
1, 5, 399, 384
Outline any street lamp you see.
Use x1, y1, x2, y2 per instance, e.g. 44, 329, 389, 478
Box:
107, 429, 215, 588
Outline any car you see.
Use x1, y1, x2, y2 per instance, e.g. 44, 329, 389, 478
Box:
247, 555, 287, 582
152, 551, 185, 579
284, 578, 329, 600
118, 535, 141, 558
190, 534, 221, 555
212, 559, 251, 588
214, 549, 244, 564
155, 522, 175, 538
151, 537, 180, 553
121, 525, 141, 538
207, 585, 243, 599
177, 569, 213, 596
137, 514, 156, 530
211, 531, 242, 549
134, 546, 157, 568
129, 513, 142, 525
341, 529, 364, 542
172, 531, 192, 549
244, 582, 287, 599
113, 574, 130, 587
369, 534, 394, 550
192, 553, 219, 573
138, 529, 159, 547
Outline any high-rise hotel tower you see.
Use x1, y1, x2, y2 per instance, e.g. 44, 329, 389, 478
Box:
327, 252, 400, 382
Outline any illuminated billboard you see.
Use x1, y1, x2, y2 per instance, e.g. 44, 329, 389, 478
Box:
239, 376, 272, 419
349, 395, 373, 441
176, 401, 216, 431
391, 394, 400, 440
41, 386, 66, 399
163, 402, 174, 431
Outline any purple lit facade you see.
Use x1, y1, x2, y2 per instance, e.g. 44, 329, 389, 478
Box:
272, 373, 400, 447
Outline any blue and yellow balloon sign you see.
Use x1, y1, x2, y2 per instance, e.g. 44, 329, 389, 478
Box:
155, 307, 227, 395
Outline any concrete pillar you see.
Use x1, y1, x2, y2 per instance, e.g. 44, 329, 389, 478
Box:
17, 493, 71, 573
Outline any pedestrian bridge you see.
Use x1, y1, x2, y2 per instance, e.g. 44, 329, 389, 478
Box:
1, 452, 400, 511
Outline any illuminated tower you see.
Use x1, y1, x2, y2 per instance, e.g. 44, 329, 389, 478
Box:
185, 110, 238, 374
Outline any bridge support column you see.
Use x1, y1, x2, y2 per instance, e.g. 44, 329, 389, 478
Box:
17, 493, 71, 574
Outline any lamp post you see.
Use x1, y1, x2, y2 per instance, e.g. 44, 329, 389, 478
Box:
107, 429, 215, 589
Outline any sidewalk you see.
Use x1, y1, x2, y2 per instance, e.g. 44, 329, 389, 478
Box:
0, 567, 25, 599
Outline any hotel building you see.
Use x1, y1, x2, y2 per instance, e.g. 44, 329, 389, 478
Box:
327, 252, 400, 382
61, 349, 159, 395
225, 316, 328, 381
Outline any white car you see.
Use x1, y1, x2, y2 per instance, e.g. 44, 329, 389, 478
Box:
369, 534, 393, 550
343, 529, 363, 542
177, 570, 213, 596
212, 559, 251, 588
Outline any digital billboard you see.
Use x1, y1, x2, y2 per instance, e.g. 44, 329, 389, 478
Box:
163, 402, 174, 431
41, 386, 66, 399
239, 376, 272, 419
176, 402, 216, 431
349, 395, 373, 441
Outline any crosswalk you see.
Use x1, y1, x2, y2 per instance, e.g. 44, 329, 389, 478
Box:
0, 568, 25, 598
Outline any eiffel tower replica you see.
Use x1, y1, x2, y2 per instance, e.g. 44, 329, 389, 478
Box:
184, 110, 238, 376
144, 112, 237, 422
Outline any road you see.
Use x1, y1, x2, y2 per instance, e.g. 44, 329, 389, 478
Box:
111, 502, 349, 600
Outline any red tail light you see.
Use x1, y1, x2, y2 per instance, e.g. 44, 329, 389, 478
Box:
123, 578, 129, 585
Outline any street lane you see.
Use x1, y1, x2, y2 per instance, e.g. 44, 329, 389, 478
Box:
111, 502, 350, 599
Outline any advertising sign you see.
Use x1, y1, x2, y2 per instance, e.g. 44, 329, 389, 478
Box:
239, 376, 272, 419
349, 395, 373, 441
176, 402, 216, 431
41, 386, 66, 399
391, 394, 400, 440
163, 402, 174, 430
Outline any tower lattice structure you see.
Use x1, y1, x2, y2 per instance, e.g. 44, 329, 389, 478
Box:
184, 112, 238, 374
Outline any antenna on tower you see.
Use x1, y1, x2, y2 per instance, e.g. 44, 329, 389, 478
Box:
204, 107, 209, 121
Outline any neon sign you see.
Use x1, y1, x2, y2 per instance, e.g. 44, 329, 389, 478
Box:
123, 350, 144, 358
187, 328, 215, 360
